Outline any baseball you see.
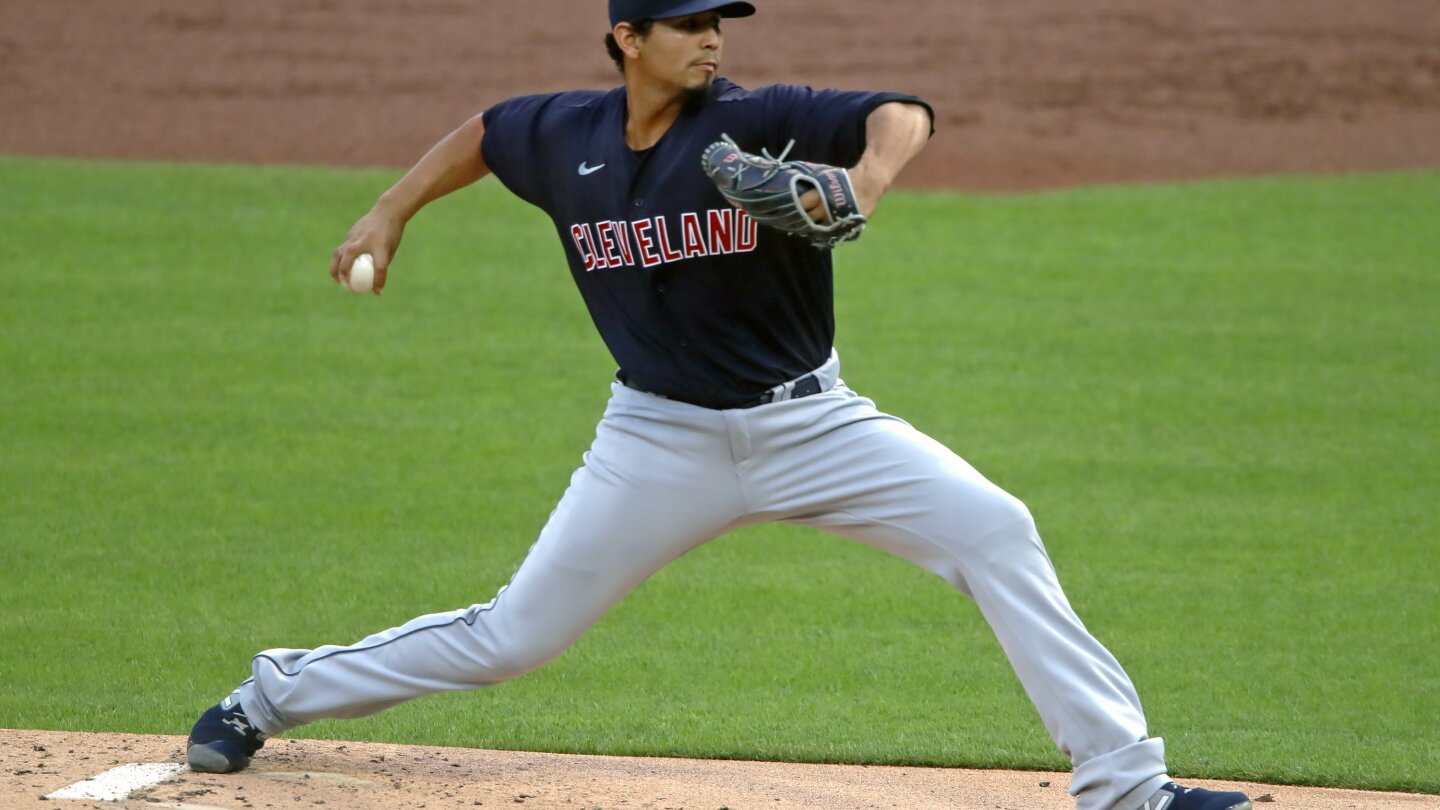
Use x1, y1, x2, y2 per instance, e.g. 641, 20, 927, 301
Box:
346, 253, 376, 293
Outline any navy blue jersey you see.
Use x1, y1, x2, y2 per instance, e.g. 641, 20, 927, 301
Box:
481, 78, 931, 409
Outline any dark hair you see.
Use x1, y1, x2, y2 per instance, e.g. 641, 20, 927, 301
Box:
604, 18, 655, 73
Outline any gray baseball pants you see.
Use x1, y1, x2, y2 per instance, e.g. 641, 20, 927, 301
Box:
236, 352, 1169, 810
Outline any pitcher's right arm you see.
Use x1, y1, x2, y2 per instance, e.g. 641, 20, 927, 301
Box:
330, 113, 492, 295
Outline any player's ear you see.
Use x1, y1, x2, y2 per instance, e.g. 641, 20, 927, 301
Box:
614, 22, 644, 60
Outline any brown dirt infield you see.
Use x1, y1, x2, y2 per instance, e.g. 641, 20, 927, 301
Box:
2, 1, 1438, 190
4, 1, 1438, 807
7, 729, 1440, 810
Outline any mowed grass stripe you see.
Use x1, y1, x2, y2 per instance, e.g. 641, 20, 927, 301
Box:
1, 157, 1435, 793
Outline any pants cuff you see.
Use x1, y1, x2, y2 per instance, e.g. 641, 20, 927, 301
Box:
1070, 736, 1168, 810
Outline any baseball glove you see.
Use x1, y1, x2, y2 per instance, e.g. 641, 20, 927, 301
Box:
701, 135, 867, 249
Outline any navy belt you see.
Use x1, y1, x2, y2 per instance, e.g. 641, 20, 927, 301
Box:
616, 351, 839, 410
739, 372, 823, 408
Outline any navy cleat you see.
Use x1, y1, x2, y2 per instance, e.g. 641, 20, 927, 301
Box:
1140, 782, 1253, 810
186, 695, 268, 773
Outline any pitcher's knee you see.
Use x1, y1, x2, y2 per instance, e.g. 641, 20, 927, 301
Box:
455, 619, 578, 683
947, 482, 1036, 543
433, 598, 580, 686
970, 495, 1063, 580
936, 488, 1050, 577
989, 490, 1035, 533
911, 479, 1038, 565
457, 629, 573, 686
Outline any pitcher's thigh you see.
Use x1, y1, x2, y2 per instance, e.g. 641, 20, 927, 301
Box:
791, 418, 1041, 588
487, 460, 746, 674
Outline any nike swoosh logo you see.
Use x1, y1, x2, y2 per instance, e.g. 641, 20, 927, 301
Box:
578, 162, 606, 176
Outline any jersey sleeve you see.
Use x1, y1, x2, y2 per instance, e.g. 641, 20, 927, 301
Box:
480, 93, 561, 208
757, 84, 934, 168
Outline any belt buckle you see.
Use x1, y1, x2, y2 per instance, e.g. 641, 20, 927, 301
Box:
750, 372, 822, 408
790, 374, 821, 400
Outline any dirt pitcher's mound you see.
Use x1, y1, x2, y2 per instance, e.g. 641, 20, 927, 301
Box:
5, 730, 1437, 810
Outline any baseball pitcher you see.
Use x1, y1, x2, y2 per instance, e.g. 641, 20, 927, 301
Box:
185, 3, 1252, 809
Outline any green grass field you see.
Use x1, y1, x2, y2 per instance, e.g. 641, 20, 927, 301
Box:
1, 156, 1436, 794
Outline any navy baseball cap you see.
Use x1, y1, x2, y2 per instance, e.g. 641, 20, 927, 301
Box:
609, 0, 756, 27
